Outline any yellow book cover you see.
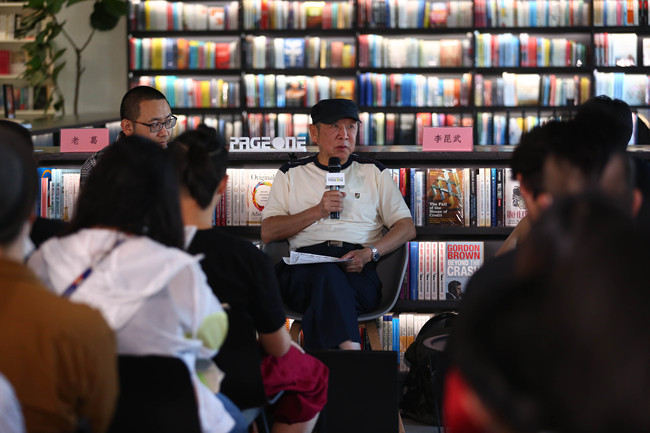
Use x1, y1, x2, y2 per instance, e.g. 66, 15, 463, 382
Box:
342, 44, 355, 68
151, 38, 163, 70
200, 80, 211, 107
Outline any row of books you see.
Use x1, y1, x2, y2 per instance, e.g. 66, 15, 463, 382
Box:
357, 0, 473, 28
358, 73, 472, 108
213, 168, 278, 226
134, 76, 241, 108
358, 111, 473, 146
399, 167, 526, 227
36, 168, 81, 221
127, 33, 647, 73
593, 0, 649, 25
242, 0, 354, 29
245, 112, 310, 142
129, 1, 239, 31
474, 0, 590, 27
477, 111, 548, 144
474, 73, 591, 107
476, 110, 646, 145
0, 13, 18, 40
127, 0, 650, 32
593, 33, 638, 67
129, 38, 240, 70
244, 36, 356, 69
379, 313, 434, 370
358, 35, 472, 68
175, 113, 244, 142
243, 74, 354, 108
594, 71, 650, 106
401, 241, 486, 302
475, 32, 588, 67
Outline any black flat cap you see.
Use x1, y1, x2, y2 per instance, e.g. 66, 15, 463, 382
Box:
310, 98, 361, 124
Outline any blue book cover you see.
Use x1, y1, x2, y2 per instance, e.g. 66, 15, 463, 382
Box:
36, 167, 52, 218
358, 74, 366, 107
257, 74, 265, 107
165, 39, 175, 69
530, 0, 537, 25
284, 39, 305, 68
409, 241, 419, 300
401, 74, 411, 107
188, 44, 199, 69
365, 73, 373, 106
392, 317, 400, 360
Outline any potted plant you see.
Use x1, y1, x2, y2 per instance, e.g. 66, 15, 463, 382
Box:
17, 0, 127, 115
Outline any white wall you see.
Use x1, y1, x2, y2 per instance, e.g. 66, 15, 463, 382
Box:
55, 2, 127, 116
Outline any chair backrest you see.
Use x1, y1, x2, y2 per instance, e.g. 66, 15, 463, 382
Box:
358, 242, 409, 321
106, 355, 202, 433
261, 241, 304, 320
214, 308, 267, 410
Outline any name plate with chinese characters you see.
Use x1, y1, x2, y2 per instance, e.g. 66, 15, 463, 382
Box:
60, 128, 110, 153
422, 127, 473, 152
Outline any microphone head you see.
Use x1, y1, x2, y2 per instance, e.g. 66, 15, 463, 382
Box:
328, 157, 341, 172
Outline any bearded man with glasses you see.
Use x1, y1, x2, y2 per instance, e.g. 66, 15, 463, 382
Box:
80, 86, 177, 188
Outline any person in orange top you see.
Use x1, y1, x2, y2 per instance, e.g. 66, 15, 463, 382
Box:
0, 120, 118, 433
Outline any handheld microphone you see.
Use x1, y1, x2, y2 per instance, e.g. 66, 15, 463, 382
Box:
326, 157, 344, 219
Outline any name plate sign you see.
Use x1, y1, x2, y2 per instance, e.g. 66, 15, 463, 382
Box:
422, 127, 473, 152
230, 136, 307, 152
60, 128, 110, 153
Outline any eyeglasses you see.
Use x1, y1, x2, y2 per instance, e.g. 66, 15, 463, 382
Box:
131, 115, 177, 133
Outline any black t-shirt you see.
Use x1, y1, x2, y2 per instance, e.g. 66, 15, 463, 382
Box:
187, 228, 286, 334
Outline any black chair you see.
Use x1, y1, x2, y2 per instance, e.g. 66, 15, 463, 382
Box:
215, 307, 283, 433
107, 355, 202, 433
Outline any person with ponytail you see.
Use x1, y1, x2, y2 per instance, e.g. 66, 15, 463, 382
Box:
169, 125, 329, 433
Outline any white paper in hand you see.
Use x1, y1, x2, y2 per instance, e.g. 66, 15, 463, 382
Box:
282, 251, 352, 265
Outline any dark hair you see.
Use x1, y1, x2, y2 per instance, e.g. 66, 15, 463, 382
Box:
448, 280, 461, 291
574, 95, 632, 153
0, 120, 34, 149
69, 135, 184, 249
448, 193, 650, 433
120, 86, 169, 121
168, 124, 228, 209
510, 121, 565, 198
0, 130, 37, 245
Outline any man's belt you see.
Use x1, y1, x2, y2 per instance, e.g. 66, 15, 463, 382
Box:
323, 241, 362, 249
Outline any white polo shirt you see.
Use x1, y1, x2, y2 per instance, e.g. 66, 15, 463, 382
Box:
262, 154, 412, 250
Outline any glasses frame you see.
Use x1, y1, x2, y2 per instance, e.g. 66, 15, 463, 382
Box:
131, 115, 177, 133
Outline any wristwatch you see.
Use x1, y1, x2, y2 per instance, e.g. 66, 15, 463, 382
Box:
368, 245, 381, 262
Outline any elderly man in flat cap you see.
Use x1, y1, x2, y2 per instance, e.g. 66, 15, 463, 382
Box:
261, 98, 416, 350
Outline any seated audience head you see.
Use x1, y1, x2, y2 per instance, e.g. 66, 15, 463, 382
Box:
70, 135, 184, 248
445, 192, 650, 433
510, 120, 566, 220
168, 124, 228, 211
120, 85, 176, 148
573, 95, 633, 154
309, 98, 361, 166
0, 123, 37, 257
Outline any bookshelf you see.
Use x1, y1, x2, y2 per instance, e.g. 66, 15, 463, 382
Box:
0, 2, 55, 119
127, 0, 650, 146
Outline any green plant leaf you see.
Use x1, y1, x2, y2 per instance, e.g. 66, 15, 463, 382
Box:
100, 0, 128, 17
90, 1, 120, 30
